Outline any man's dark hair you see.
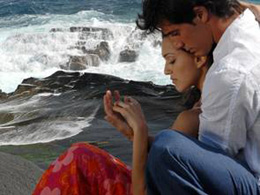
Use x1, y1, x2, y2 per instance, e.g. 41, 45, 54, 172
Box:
136, 0, 243, 33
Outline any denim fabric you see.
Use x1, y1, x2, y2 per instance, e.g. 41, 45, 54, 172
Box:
146, 130, 260, 195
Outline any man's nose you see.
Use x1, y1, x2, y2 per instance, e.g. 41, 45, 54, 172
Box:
172, 40, 184, 49
167, 36, 184, 49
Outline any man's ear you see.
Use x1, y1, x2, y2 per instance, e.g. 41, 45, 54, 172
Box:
194, 56, 208, 68
193, 6, 209, 24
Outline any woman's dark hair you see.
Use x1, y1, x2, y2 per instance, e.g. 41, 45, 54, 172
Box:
182, 86, 201, 109
136, 0, 243, 34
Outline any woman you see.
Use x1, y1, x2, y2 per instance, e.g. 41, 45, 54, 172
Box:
33, 38, 211, 195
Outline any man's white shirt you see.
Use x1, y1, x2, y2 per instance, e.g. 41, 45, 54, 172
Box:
199, 9, 260, 184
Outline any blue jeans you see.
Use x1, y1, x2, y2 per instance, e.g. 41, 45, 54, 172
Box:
146, 130, 260, 195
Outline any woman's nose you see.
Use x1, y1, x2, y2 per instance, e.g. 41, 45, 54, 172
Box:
164, 63, 172, 75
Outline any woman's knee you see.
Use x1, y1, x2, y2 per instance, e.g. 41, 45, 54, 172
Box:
147, 130, 198, 170
152, 129, 189, 150
147, 130, 183, 168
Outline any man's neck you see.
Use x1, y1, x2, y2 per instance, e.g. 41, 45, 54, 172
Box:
209, 13, 240, 43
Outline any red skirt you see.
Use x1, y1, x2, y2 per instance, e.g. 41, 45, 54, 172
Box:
33, 143, 132, 195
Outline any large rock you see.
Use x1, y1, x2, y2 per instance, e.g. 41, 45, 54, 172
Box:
119, 49, 138, 62
0, 71, 186, 170
83, 41, 111, 61
0, 152, 43, 195
63, 54, 100, 70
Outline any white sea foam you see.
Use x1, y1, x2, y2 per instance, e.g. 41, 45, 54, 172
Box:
0, 10, 171, 93
0, 100, 100, 146
0, 116, 96, 146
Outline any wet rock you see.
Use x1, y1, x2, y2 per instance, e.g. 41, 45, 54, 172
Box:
67, 56, 88, 70
65, 54, 100, 71
87, 54, 100, 67
13, 84, 37, 96
119, 49, 138, 63
0, 71, 185, 170
8, 71, 182, 101
70, 27, 114, 40
0, 113, 15, 125
0, 90, 7, 101
50, 28, 63, 32
95, 42, 110, 61
83, 41, 111, 61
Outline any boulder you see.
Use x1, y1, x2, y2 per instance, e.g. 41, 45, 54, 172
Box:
68, 56, 88, 70
119, 49, 138, 62
65, 54, 100, 71
0, 152, 43, 195
83, 41, 110, 61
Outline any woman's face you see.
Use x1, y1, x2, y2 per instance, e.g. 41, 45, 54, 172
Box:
162, 38, 205, 92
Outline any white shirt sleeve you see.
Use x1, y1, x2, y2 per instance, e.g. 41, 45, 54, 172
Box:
199, 65, 259, 156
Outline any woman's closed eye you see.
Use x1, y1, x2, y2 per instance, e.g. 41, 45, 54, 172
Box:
169, 60, 176, 65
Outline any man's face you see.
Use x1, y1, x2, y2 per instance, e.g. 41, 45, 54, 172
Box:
159, 19, 214, 57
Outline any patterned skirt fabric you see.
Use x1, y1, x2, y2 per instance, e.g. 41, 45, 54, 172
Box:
33, 143, 132, 195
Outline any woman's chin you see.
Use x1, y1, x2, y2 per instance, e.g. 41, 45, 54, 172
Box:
175, 86, 184, 93
175, 86, 190, 93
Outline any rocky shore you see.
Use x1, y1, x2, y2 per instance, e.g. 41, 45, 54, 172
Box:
0, 71, 185, 193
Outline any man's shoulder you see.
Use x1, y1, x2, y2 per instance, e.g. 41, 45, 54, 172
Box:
204, 58, 260, 99
205, 64, 242, 91
216, 9, 260, 62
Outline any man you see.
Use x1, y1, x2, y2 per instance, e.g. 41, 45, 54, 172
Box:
136, 0, 260, 194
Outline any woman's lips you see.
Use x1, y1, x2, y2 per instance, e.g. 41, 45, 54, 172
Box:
171, 79, 177, 84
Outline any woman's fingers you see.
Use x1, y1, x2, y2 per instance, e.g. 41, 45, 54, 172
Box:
104, 90, 115, 116
114, 90, 120, 102
105, 115, 134, 140
126, 96, 139, 105
103, 93, 110, 115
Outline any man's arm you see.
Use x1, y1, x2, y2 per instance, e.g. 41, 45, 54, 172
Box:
240, 1, 260, 21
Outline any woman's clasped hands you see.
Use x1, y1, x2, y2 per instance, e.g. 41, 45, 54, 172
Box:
103, 90, 148, 141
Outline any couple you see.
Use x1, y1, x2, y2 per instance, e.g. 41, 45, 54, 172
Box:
33, 0, 260, 194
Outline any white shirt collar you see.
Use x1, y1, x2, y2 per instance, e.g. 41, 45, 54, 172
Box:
213, 9, 256, 63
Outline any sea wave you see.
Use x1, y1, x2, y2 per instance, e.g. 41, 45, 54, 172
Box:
0, 10, 168, 93
0, 93, 100, 145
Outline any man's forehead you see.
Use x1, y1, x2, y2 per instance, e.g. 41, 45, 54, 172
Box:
159, 20, 179, 31
159, 21, 181, 37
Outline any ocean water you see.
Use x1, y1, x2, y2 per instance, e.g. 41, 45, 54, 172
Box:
0, 0, 167, 93
0, 0, 259, 93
